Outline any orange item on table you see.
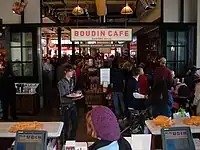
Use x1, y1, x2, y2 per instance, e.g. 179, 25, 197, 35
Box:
8, 122, 43, 133
183, 116, 200, 126
153, 115, 174, 127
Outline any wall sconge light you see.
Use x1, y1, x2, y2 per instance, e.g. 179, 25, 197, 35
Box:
72, 5, 84, 16
121, 3, 133, 15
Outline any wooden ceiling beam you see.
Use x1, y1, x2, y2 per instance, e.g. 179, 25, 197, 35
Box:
44, 0, 136, 5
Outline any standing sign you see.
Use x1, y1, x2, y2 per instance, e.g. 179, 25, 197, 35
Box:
71, 28, 132, 41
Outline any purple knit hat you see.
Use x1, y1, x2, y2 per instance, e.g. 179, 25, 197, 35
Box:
91, 106, 120, 141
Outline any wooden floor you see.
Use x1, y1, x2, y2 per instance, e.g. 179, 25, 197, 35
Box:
17, 105, 91, 142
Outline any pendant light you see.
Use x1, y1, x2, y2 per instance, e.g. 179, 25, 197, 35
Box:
72, 0, 84, 16
121, 3, 133, 15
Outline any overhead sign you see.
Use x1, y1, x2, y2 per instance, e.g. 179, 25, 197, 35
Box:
71, 28, 132, 41
79, 44, 123, 48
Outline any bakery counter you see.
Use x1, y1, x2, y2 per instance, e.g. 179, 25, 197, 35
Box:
0, 122, 63, 138
16, 93, 40, 115
145, 119, 200, 149
1, 122, 64, 150
63, 136, 152, 150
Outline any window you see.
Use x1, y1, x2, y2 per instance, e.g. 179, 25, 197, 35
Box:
166, 31, 188, 76
10, 32, 33, 76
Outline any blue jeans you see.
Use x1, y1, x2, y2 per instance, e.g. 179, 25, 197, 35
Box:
152, 91, 174, 117
62, 105, 78, 140
112, 92, 125, 118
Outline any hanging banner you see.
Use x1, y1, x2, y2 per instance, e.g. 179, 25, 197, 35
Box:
71, 28, 132, 41
79, 44, 123, 48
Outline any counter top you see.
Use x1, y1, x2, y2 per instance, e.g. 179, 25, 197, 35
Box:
0, 122, 63, 138
16, 92, 37, 95
145, 119, 200, 135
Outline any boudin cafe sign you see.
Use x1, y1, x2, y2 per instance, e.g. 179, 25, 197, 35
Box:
71, 28, 132, 41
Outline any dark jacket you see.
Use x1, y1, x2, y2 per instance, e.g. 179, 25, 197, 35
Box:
0, 74, 16, 100
89, 137, 132, 150
110, 68, 125, 92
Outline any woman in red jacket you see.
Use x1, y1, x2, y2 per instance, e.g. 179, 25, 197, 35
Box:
138, 67, 149, 95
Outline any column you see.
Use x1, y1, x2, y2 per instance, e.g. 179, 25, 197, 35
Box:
196, 0, 200, 67
71, 42, 75, 64
57, 27, 62, 59
37, 28, 44, 108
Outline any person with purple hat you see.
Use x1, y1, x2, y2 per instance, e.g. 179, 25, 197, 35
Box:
86, 106, 132, 150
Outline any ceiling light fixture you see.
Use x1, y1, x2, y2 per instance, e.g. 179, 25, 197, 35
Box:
121, 3, 133, 15
72, 5, 84, 16
72, 0, 84, 17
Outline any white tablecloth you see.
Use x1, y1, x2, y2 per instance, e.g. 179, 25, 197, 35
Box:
145, 119, 200, 135
0, 122, 63, 138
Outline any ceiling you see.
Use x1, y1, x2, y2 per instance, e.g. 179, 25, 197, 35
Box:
41, 0, 160, 23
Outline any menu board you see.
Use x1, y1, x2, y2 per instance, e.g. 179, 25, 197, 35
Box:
15, 131, 47, 150
100, 68, 110, 85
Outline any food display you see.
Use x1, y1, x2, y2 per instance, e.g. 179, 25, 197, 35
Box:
8, 122, 43, 133
183, 116, 200, 126
153, 115, 174, 127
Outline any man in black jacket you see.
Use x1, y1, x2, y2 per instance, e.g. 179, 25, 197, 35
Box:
0, 64, 17, 120
57, 64, 78, 140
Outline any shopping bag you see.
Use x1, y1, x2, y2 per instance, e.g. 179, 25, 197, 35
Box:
173, 108, 190, 119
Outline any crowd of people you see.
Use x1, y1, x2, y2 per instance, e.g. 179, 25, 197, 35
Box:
1, 50, 200, 149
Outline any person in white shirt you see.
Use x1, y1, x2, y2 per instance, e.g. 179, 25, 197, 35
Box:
124, 68, 148, 110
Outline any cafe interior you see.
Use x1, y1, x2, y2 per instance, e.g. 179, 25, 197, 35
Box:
0, 0, 199, 149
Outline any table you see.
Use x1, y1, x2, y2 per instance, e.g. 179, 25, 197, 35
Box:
63, 137, 132, 150
145, 119, 200, 149
145, 120, 200, 135
0, 122, 63, 150
0, 122, 63, 138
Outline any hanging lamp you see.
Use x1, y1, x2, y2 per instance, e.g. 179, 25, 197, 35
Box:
72, 0, 84, 16
121, 3, 133, 15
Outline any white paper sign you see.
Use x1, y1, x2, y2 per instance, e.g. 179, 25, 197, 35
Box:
100, 68, 110, 85
71, 28, 132, 41
131, 134, 152, 150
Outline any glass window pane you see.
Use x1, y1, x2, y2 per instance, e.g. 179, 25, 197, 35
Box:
177, 47, 186, 61
12, 63, 22, 76
22, 47, 32, 61
166, 46, 176, 61
11, 33, 21, 47
22, 32, 32, 46
167, 32, 175, 45
23, 63, 33, 76
11, 48, 21, 61
177, 62, 185, 75
178, 32, 186, 46
167, 62, 176, 71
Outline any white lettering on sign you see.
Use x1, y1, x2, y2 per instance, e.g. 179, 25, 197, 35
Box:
71, 29, 132, 41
